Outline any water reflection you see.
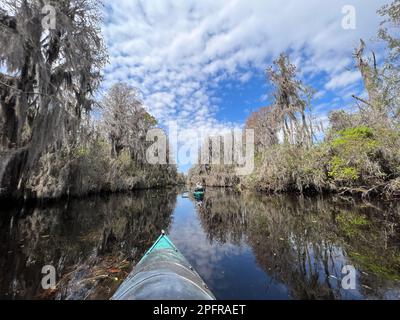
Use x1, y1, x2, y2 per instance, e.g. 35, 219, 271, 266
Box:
0, 188, 399, 300
196, 190, 400, 299
0, 189, 176, 299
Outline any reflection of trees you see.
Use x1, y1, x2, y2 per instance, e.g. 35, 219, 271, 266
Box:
334, 201, 400, 298
197, 190, 247, 245
196, 189, 400, 299
1, 188, 398, 300
0, 189, 177, 299
245, 194, 341, 299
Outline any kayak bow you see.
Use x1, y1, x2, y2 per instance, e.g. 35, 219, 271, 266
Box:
112, 232, 215, 300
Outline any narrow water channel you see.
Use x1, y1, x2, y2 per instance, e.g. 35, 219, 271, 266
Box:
1, 188, 399, 300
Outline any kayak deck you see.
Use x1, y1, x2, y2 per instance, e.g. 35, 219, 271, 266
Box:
142, 233, 177, 255
112, 233, 215, 300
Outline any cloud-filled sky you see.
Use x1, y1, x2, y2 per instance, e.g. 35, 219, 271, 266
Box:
101, 0, 388, 172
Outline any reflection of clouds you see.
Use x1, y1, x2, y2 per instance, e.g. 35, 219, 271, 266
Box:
169, 190, 400, 300
3, 189, 400, 300
169, 196, 292, 299
169, 197, 248, 285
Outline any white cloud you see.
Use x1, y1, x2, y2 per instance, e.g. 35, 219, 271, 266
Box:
325, 70, 362, 90
313, 90, 326, 100
101, 0, 387, 169
239, 71, 253, 83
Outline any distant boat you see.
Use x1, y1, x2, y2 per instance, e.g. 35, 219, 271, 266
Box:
194, 190, 204, 199
182, 192, 189, 198
194, 183, 205, 199
111, 232, 215, 300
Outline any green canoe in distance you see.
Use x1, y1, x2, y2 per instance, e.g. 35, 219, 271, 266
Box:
194, 191, 204, 197
111, 233, 215, 300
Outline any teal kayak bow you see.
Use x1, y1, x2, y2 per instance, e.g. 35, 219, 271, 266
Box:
112, 232, 215, 300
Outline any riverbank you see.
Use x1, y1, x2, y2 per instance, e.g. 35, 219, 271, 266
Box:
0, 183, 183, 207
188, 125, 400, 200
188, 173, 400, 200
0, 125, 182, 202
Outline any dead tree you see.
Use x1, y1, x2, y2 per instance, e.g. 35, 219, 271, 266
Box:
354, 40, 386, 117
266, 54, 315, 147
101, 83, 157, 166
245, 106, 279, 152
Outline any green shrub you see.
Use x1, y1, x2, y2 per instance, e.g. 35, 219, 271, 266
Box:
328, 156, 359, 181
336, 211, 370, 238
327, 126, 383, 185
331, 126, 378, 152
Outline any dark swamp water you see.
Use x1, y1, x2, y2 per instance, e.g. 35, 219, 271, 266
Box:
0, 188, 400, 300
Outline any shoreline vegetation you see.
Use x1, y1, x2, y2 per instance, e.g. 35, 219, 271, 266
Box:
0, 2, 183, 201
189, 2, 400, 200
0, 1, 399, 202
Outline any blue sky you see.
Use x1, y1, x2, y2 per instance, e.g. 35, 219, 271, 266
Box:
100, 0, 388, 172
